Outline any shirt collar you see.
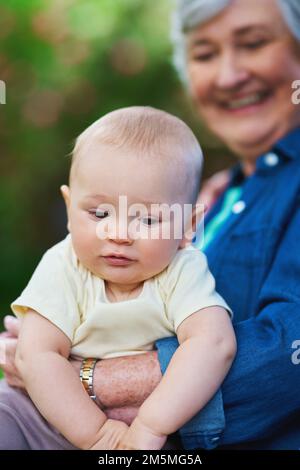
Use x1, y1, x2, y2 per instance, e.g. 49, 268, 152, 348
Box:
228, 126, 300, 185
273, 126, 300, 161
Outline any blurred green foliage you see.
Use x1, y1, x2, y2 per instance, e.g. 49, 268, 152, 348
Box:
0, 0, 234, 327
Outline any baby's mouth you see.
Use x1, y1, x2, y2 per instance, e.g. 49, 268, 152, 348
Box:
102, 254, 135, 266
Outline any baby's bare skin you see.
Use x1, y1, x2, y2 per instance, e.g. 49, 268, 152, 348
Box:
0, 316, 161, 425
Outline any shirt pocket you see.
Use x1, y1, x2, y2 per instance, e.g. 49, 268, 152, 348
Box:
222, 224, 279, 268
211, 225, 280, 322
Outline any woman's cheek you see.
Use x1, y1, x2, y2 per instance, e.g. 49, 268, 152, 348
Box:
188, 64, 213, 97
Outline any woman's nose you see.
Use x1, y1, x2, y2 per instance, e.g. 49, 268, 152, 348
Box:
215, 52, 250, 90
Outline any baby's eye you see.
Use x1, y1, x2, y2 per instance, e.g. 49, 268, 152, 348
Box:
89, 209, 110, 219
140, 216, 160, 226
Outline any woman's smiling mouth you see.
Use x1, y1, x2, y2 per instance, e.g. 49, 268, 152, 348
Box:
217, 90, 272, 112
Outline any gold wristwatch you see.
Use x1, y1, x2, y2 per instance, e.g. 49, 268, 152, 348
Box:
79, 358, 99, 403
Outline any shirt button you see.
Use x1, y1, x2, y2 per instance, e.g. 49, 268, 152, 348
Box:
232, 200, 246, 214
264, 152, 279, 167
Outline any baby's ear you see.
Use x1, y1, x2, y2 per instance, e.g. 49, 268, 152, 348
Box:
60, 185, 71, 232
179, 203, 207, 249
60, 185, 70, 206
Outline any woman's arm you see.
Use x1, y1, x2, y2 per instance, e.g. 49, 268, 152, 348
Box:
92, 350, 162, 409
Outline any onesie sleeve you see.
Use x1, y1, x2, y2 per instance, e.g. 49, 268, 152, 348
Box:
11, 238, 81, 341
159, 247, 232, 332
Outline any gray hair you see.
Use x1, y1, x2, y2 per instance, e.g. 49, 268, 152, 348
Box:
172, 0, 300, 83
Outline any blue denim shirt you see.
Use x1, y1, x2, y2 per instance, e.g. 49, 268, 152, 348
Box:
156, 127, 300, 450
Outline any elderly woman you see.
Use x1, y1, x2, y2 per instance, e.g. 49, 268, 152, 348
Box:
1, 0, 300, 450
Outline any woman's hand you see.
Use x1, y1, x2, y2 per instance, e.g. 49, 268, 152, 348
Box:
198, 169, 230, 211
0, 316, 24, 388
105, 406, 139, 426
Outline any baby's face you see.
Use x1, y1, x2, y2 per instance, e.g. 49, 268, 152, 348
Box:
63, 143, 189, 286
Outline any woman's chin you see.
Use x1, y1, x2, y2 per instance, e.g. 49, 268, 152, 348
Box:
215, 121, 281, 156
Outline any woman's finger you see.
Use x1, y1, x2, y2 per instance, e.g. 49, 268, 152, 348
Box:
105, 406, 139, 425
4, 316, 20, 337
198, 169, 230, 210
0, 337, 17, 370
4, 371, 26, 389
0, 336, 26, 390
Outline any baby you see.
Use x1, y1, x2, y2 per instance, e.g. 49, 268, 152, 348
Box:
12, 106, 236, 450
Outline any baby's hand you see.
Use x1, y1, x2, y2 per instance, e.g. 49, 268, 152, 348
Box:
89, 419, 129, 450
116, 416, 167, 450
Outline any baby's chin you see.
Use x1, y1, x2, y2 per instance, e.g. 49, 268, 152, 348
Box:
90, 266, 145, 285
80, 257, 169, 284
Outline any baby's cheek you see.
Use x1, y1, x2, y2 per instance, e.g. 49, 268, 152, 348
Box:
71, 227, 97, 260
141, 240, 176, 271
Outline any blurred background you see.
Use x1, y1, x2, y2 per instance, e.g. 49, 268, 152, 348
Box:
0, 0, 235, 326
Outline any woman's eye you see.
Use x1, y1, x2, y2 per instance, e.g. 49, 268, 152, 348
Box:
192, 52, 215, 62
242, 39, 267, 50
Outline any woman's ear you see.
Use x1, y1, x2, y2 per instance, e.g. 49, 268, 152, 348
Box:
60, 185, 71, 232
179, 203, 206, 249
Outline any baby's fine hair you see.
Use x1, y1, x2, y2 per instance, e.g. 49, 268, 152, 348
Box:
71, 106, 203, 204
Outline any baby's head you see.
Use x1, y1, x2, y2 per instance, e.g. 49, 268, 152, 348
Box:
61, 106, 203, 286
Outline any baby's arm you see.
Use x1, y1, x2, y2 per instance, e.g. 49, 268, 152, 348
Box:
118, 306, 236, 450
15, 310, 128, 449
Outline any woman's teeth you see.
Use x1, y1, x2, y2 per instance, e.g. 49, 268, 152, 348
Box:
225, 93, 265, 109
